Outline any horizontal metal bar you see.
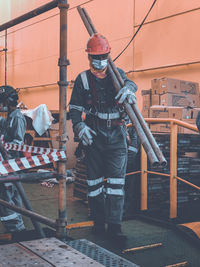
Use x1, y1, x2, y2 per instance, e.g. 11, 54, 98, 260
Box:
0, 171, 58, 183
66, 221, 94, 229
144, 118, 199, 132
127, 60, 200, 73
126, 170, 141, 176
175, 176, 200, 191
17, 83, 57, 90
0, 198, 57, 228
145, 170, 170, 177
0, 0, 58, 33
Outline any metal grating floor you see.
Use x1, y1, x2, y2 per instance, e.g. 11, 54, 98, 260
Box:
67, 239, 140, 267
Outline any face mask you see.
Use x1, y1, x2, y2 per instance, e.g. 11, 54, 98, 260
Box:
92, 59, 108, 70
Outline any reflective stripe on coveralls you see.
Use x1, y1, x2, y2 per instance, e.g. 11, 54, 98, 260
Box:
0, 212, 20, 221
106, 177, 125, 196
87, 176, 104, 186
107, 178, 125, 185
80, 71, 90, 90
128, 146, 138, 153
87, 176, 104, 197
106, 188, 124, 196
88, 186, 104, 197
69, 104, 120, 119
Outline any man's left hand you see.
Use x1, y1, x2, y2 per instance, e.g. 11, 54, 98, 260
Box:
115, 85, 136, 104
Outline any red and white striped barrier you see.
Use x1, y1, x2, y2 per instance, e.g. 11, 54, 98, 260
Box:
0, 142, 66, 175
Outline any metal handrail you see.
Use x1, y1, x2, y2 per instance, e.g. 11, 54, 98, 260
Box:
0, 0, 68, 239
127, 118, 200, 218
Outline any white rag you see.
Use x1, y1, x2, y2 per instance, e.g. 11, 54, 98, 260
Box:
21, 104, 54, 136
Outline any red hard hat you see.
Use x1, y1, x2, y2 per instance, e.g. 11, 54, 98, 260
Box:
86, 33, 111, 55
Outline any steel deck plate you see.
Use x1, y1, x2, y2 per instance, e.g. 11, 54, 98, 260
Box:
0, 243, 52, 267
20, 237, 104, 266
67, 239, 140, 267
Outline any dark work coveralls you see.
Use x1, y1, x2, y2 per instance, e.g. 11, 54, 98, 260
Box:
69, 68, 137, 225
0, 108, 26, 232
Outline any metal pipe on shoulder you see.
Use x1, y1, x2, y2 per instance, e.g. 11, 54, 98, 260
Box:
77, 6, 166, 167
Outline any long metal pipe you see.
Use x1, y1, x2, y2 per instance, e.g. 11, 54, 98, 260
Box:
107, 63, 159, 166
0, 171, 58, 183
0, 198, 57, 228
57, 0, 69, 240
4, 30, 7, 85
77, 6, 167, 167
77, 7, 158, 166
0, 0, 58, 33
108, 53, 167, 166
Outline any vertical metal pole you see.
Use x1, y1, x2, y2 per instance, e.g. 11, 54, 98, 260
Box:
140, 145, 148, 210
170, 122, 177, 218
56, 0, 69, 240
5, 30, 7, 85
15, 182, 45, 238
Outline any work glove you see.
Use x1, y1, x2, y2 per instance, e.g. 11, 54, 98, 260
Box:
115, 85, 136, 104
75, 122, 96, 146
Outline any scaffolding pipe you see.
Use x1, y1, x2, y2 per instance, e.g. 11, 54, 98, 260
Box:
4, 30, 7, 85
15, 182, 45, 238
0, 144, 46, 237
57, 0, 69, 240
0, 0, 59, 33
0, 0, 70, 238
0, 198, 57, 228
0, 171, 58, 183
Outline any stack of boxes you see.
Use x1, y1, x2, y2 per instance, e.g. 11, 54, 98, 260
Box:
142, 77, 200, 133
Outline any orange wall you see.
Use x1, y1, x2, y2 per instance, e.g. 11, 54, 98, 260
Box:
131, 0, 200, 108
0, 0, 200, 167
1, 0, 200, 110
0, 0, 135, 110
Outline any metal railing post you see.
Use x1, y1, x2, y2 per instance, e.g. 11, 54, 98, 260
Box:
170, 121, 178, 218
141, 145, 148, 210
57, 0, 69, 240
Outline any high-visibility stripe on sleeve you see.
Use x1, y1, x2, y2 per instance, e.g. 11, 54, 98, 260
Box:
128, 146, 138, 153
69, 104, 85, 112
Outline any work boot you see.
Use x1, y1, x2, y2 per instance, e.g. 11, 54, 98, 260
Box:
107, 223, 127, 247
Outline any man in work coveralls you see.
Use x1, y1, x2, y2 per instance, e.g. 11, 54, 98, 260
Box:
69, 33, 137, 245
0, 85, 26, 233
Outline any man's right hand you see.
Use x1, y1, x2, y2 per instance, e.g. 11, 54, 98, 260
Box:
75, 122, 96, 146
